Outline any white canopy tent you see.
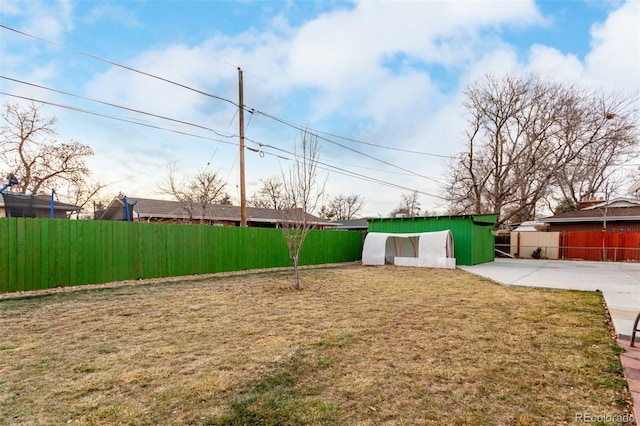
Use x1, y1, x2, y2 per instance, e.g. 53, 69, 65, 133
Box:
362, 230, 456, 269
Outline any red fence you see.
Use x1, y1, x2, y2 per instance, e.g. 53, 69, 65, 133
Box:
561, 231, 640, 262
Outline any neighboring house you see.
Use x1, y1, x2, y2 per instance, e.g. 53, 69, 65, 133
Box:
97, 196, 336, 229
540, 197, 640, 262
0, 191, 81, 219
542, 197, 640, 232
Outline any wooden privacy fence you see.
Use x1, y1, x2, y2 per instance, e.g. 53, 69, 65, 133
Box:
503, 230, 640, 262
561, 231, 640, 262
0, 218, 364, 293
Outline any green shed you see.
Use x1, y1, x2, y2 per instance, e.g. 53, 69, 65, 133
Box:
367, 214, 497, 265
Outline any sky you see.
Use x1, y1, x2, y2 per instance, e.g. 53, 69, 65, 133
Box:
0, 0, 639, 218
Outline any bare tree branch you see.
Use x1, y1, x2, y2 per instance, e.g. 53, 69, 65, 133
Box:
1, 101, 95, 197
248, 176, 292, 209
158, 164, 230, 223
320, 193, 364, 220
443, 74, 639, 226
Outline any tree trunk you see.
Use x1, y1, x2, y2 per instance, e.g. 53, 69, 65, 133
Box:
293, 256, 300, 290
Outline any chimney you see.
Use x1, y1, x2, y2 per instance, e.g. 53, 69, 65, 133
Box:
578, 197, 602, 210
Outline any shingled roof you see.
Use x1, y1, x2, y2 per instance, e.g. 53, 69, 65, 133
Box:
99, 196, 335, 227
542, 205, 640, 223
0, 191, 81, 218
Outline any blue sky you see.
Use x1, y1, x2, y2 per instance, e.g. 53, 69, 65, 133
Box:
1, 0, 638, 217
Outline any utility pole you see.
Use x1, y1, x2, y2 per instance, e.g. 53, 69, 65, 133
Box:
238, 67, 247, 227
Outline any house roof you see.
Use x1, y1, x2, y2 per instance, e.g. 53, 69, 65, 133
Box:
581, 197, 640, 210
0, 192, 81, 211
512, 221, 549, 232
542, 205, 640, 223
100, 196, 335, 226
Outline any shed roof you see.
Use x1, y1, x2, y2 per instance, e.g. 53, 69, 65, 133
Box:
332, 218, 369, 230
367, 213, 497, 224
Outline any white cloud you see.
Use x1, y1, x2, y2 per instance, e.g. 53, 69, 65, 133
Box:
17, 0, 73, 42
286, 0, 543, 91
0, 0, 21, 15
526, 44, 584, 82
585, 0, 640, 93
84, 3, 142, 28
459, 46, 520, 85
85, 43, 237, 120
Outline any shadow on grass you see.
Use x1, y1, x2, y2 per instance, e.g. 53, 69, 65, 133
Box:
204, 334, 358, 426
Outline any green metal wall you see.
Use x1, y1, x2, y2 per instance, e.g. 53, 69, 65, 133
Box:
0, 218, 363, 293
367, 214, 497, 265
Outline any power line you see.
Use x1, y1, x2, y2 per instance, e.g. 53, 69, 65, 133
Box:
319, 130, 455, 158
0, 24, 449, 183
250, 141, 446, 200
1, 75, 444, 190
304, 121, 454, 158
1, 91, 438, 199
0, 24, 447, 195
245, 137, 416, 177
0, 92, 238, 147
251, 110, 444, 184
0, 23, 239, 108
1, 76, 236, 139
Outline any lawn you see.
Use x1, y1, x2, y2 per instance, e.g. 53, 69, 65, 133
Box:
0, 264, 633, 425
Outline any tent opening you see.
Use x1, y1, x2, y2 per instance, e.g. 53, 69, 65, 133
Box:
364, 230, 455, 269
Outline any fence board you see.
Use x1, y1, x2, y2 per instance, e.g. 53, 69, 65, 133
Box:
39, 220, 49, 288
7, 219, 17, 292
562, 231, 640, 261
0, 218, 363, 293
0, 219, 7, 289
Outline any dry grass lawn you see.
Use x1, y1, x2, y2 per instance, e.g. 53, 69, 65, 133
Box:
0, 264, 633, 425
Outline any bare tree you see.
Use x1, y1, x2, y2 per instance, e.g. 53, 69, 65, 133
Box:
248, 176, 291, 209
444, 74, 639, 226
1, 101, 95, 196
280, 128, 326, 290
62, 178, 106, 219
390, 191, 422, 217
159, 164, 230, 223
320, 193, 364, 220
552, 92, 639, 209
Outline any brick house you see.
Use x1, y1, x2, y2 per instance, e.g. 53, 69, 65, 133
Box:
542, 198, 640, 232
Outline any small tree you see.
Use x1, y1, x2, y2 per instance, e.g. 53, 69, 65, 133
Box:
280, 129, 325, 290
